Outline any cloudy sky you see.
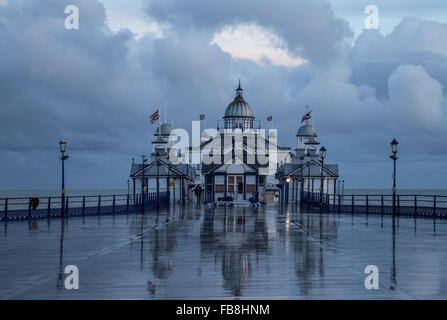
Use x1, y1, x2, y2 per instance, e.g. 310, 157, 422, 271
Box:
1, 0, 447, 190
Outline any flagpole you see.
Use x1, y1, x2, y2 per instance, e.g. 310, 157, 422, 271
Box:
311, 105, 314, 127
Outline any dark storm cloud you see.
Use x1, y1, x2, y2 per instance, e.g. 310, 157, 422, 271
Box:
1, 0, 447, 189
0, 0, 139, 152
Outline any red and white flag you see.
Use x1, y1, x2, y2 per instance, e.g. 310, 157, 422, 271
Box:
200, 114, 205, 120
301, 111, 311, 123
150, 109, 159, 124
267, 115, 272, 121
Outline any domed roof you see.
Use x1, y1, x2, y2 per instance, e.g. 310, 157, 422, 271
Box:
224, 97, 254, 118
296, 123, 317, 137
223, 81, 254, 119
155, 123, 174, 136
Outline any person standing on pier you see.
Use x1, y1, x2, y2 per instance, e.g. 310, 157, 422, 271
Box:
195, 185, 202, 207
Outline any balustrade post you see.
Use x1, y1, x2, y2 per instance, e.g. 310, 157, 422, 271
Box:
381, 195, 384, 216
98, 195, 101, 215
82, 196, 86, 216
397, 195, 400, 216
351, 195, 354, 215
47, 197, 51, 218
366, 195, 369, 215
4, 198, 8, 221
434, 195, 437, 218
126, 194, 129, 213
112, 195, 116, 214
66, 197, 69, 217
28, 197, 32, 220
414, 195, 417, 217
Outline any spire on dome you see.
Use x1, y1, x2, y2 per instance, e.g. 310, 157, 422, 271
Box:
235, 79, 243, 97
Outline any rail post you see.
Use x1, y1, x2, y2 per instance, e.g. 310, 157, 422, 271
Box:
434, 195, 437, 218
66, 197, 69, 217
47, 197, 51, 218
351, 195, 354, 215
4, 198, 8, 221
126, 194, 129, 213
82, 196, 86, 216
98, 195, 101, 215
366, 195, 369, 215
414, 195, 417, 217
28, 197, 32, 220
112, 195, 116, 214
337, 194, 341, 213
381, 195, 384, 216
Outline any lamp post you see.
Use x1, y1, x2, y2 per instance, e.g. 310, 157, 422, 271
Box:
300, 156, 304, 202
141, 155, 147, 213
390, 138, 399, 217
167, 162, 171, 204
59, 140, 69, 218
156, 151, 160, 208
319, 146, 326, 209
306, 152, 311, 205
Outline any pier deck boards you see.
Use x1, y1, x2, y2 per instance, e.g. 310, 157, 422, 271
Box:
1, 204, 447, 299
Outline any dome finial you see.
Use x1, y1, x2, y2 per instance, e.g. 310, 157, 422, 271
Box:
236, 79, 243, 97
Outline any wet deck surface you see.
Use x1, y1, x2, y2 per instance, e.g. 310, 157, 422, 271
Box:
1, 203, 447, 299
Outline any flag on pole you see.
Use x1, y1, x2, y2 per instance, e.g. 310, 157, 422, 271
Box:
301, 111, 311, 123
267, 115, 272, 121
200, 114, 205, 120
150, 109, 159, 124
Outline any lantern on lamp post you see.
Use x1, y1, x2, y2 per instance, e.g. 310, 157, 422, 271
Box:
59, 140, 69, 218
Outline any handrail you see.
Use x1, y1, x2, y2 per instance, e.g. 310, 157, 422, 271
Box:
0, 191, 170, 222
300, 191, 447, 218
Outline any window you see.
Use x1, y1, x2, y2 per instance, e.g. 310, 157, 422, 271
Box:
237, 176, 243, 193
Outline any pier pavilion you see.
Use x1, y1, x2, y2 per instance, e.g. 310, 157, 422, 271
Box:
200, 82, 292, 203
129, 122, 195, 204
276, 117, 339, 204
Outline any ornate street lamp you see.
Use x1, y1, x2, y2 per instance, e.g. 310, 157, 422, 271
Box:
319, 146, 326, 209
390, 138, 399, 217
59, 140, 69, 218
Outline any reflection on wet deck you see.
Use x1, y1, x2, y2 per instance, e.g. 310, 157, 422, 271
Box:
1, 203, 447, 299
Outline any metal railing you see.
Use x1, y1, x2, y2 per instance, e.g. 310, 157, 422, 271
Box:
300, 192, 447, 218
0, 191, 169, 222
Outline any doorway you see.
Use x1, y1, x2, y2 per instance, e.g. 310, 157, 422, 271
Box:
227, 175, 244, 200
